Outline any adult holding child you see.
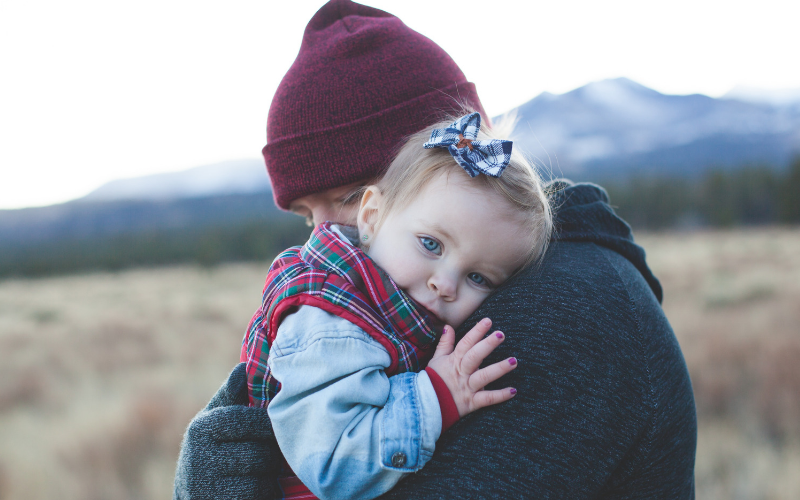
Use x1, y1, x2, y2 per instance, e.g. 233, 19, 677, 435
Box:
174, 1, 697, 498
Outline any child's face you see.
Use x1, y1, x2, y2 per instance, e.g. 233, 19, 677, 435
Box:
358, 172, 530, 327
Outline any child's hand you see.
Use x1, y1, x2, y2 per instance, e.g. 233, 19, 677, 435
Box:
426, 318, 517, 417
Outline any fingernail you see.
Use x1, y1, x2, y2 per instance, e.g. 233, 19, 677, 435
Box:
509, 357, 517, 365
443, 326, 448, 335
495, 331, 504, 339
510, 388, 517, 395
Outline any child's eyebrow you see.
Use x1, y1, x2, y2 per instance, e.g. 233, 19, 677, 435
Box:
423, 221, 454, 243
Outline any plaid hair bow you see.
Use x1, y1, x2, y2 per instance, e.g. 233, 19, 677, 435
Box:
423, 112, 513, 177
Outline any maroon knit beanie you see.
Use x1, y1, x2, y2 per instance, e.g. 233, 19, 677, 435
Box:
264, 0, 487, 209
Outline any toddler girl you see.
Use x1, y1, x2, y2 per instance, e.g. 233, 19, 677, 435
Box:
242, 112, 553, 500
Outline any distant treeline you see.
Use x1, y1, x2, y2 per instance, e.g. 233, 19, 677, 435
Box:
604, 157, 800, 230
2, 159, 799, 279
0, 217, 310, 279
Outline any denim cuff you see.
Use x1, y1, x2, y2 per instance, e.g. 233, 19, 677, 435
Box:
380, 371, 441, 471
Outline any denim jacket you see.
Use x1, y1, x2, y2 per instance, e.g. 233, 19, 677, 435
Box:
267, 305, 442, 500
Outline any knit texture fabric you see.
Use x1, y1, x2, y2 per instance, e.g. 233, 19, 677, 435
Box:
173, 363, 281, 500
243, 222, 443, 407
263, 0, 486, 209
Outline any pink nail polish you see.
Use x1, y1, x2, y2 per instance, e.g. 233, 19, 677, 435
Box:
509, 357, 517, 365
495, 332, 504, 339
510, 388, 517, 395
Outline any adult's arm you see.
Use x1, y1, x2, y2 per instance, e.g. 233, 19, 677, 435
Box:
173, 363, 281, 500
379, 241, 697, 499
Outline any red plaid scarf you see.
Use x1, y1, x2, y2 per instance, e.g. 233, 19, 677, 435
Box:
241, 222, 444, 408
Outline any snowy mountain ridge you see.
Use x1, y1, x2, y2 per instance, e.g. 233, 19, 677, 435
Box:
81, 159, 270, 202
508, 78, 800, 179
76, 79, 800, 203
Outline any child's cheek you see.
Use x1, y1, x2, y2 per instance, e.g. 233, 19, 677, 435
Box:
457, 292, 487, 327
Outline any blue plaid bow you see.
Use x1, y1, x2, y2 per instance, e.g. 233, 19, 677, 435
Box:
423, 112, 513, 178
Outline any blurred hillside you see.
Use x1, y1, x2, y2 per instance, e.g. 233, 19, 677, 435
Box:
2, 160, 799, 278
0, 192, 310, 278
605, 158, 800, 229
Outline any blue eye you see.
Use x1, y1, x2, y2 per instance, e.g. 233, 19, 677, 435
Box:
468, 272, 489, 287
419, 236, 441, 255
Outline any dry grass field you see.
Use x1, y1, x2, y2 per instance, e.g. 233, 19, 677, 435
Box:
638, 228, 800, 500
0, 228, 798, 499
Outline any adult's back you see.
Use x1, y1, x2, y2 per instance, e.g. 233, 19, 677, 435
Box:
381, 181, 697, 498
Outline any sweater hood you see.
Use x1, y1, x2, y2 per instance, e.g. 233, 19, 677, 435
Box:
549, 180, 663, 303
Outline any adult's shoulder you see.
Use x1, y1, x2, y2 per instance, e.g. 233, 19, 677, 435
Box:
505, 238, 661, 331
485, 178, 665, 342
482, 238, 664, 386
480, 179, 686, 410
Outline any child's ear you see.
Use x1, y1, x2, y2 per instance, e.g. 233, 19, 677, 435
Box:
357, 186, 382, 241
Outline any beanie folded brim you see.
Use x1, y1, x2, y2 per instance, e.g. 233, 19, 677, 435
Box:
264, 81, 486, 210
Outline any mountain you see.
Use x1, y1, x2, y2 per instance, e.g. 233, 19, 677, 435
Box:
0, 193, 282, 248
81, 159, 270, 202
507, 78, 800, 180
723, 86, 800, 107
72, 80, 800, 202
0, 158, 279, 249
0, 162, 305, 278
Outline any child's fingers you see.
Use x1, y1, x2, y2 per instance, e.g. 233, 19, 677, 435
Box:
453, 318, 493, 358
461, 329, 505, 374
469, 357, 518, 392
431, 325, 455, 360
472, 387, 517, 410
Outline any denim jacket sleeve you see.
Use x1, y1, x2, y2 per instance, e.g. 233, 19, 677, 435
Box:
267, 305, 442, 500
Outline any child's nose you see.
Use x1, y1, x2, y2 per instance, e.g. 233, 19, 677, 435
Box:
429, 274, 457, 300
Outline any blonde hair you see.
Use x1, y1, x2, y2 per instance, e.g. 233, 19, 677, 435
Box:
371, 113, 553, 271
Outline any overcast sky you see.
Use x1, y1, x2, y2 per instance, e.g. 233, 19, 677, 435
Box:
1, 0, 799, 209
